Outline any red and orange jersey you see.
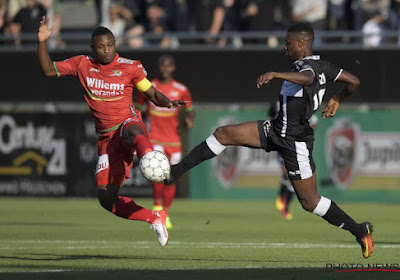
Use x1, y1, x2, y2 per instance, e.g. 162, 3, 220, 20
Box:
53, 53, 152, 134
137, 78, 193, 145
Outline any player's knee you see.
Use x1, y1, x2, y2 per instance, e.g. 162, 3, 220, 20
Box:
214, 126, 230, 145
97, 187, 116, 212
299, 198, 318, 212
98, 195, 114, 212
124, 126, 145, 144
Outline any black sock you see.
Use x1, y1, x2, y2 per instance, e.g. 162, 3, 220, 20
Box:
172, 141, 217, 179
279, 184, 295, 211
279, 184, 286, 197
286, 191, 294, 211
322, 201, 364, 239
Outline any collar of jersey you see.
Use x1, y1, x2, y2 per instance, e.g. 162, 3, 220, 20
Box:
93, 53, 120, 69
294, 55, 320, 64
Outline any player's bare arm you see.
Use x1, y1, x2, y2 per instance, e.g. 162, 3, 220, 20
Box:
143, 86, 188, 108
321, 70, 360, 118
37, 16, 57, 77
257, 70, 314, 88
185, 111, 195, 128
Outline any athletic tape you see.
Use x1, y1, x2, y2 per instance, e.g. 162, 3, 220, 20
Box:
312, 196, 332, 216
206, 134, 226, 155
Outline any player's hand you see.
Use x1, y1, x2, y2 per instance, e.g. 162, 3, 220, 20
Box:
257, 72, 275, 88
38, 16, 56, 43
321, 97, 339, 118
167, 100, 188, 108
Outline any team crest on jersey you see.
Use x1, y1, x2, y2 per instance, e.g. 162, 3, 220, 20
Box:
110, 70, 122, 77
326, 118, 359, 189
117, 57, 134, 64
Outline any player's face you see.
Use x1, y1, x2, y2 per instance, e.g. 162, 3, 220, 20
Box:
284, 32, 301, 62
91, 34, 116, 65
159, 58, 176, 80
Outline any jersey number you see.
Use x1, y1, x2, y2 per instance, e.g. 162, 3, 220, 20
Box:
313, 74, 326, 110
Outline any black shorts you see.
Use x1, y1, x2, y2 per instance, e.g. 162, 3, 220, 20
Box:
257, 120, 316, 180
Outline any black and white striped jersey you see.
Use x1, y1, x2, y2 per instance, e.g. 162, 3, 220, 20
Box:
272, 55, 342, 141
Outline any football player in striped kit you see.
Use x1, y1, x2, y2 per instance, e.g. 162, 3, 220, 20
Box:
165, 23, 373, 258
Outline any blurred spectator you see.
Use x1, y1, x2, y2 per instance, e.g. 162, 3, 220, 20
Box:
96, 0, 146, 27
0, 0, 8, 35
216, 0, 238, 47
239, 0, 279, 31
352, 0, 390, 30
192, 0, 225, 44
291, 0, 328, 45
101, 2, 131, 46
390, 0, 400, 30
221, 0, 238, 31
126, 1, 173, 49
10, 0, 49, 46
144, 2, 170, 47
238, 0, 280, 47
125, 23, 145, 48
8, 0, 25, 20
362, 11, 386, 46
163, 0, 190, 31
46, 0, 65, 49
291, 0, 328, 30
328, 0, 348, 30
95, 0, 110, 25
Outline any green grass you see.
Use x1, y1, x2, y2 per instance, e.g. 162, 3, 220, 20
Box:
0, 198, 399, 280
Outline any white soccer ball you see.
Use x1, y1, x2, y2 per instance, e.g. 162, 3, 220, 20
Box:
139, 150, 171, 182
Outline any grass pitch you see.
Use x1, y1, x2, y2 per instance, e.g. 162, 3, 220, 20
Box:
0, 197, 399, 280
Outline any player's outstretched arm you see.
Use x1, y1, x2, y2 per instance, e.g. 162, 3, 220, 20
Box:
257, 71, 314, 88
321, 70, 360, 118
143, 86, 188, 108
37, 16, 57, 77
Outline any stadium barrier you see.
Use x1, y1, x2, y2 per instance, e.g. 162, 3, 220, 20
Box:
189, 104, 400, 202
2, 50, 400, 103
1, 102, 399, 202
1, 30, 400, 52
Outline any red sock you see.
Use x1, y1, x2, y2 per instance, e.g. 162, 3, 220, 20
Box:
163, 184, 176, 215
132, 134, 153, 158
152, 182, 164, 207
112, 196, 158, 223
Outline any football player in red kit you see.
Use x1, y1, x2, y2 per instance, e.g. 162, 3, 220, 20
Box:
137, 55, 194, 229
37, 17, 187, 246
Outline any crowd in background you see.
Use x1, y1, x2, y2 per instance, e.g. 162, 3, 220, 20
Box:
0, 0, 400, 48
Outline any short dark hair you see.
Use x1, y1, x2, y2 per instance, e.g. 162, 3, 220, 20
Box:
157, 54, 175, 66
91, 26, 114, 44
288, 23, 314, 40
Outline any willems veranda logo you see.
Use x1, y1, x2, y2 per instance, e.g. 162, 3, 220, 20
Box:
326, 263, 400, 272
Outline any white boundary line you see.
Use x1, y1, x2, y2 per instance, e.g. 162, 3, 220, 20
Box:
0, 240, 398, 249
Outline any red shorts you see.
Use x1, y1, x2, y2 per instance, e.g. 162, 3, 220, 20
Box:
95, 117, 148, 186
152, 143, 182, 165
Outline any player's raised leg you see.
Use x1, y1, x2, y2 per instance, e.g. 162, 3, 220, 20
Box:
95, 121, 168, 246
151, 145, 167, 222
152, 182, 164, 211
97, 183, 168, 246
123, 122, 153, 159
291, 173, 373, 258
165, 121, 261, 183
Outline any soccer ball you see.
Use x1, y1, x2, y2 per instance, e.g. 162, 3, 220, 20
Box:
139, 151, 171, 182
